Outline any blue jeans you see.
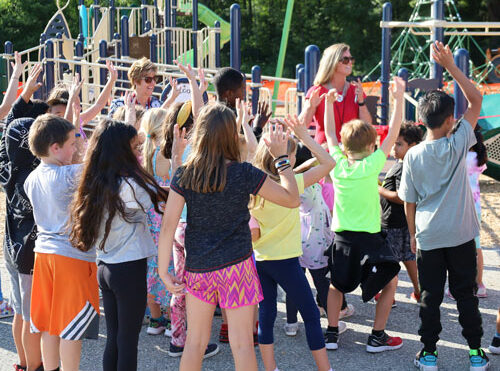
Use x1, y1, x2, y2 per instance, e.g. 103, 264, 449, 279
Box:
256, 257, 325, 351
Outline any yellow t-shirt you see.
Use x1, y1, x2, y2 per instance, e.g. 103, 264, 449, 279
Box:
251, 174, 305, 261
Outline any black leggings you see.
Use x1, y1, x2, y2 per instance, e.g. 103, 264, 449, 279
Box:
97, 258, 147, 371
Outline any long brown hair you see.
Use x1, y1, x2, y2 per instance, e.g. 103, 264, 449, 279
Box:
176, 103, 240, 193
70, 119, 168, 252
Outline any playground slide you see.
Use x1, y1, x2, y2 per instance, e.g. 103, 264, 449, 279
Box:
177, 3, 230, 65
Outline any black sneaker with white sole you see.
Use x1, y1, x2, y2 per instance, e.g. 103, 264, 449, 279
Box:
167, 343, 220, 359
324, 330, 339, 350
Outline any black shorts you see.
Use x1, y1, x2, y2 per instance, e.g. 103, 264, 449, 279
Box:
326, 231, 400, 302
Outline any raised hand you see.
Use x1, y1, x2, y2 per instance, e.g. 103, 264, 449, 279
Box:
263, 123, 289, 159
68, 73, 84, 100
106, 60, 118, 82
431, 41, 454, 70
352, 78, 364, 103
253, 101, 271, 129
174, 60, 197, 81
169, 76, 180, 98
308, 86, 325, 109
283, 114, 307, 139
171, 123, 188, 161
23, 63, 43, 96
11, 51, 27, 80
325, 88, 339, 104
390, 76, 406, 101
198, 68, 208, 93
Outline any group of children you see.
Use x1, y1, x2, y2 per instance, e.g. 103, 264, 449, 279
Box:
0, 40, 498, 371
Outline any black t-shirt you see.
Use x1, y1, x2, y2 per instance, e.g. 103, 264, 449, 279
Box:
380, 161, 407, 229
170, 161, 267, 273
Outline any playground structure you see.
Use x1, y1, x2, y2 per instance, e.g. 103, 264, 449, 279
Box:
0, 0, 499, 179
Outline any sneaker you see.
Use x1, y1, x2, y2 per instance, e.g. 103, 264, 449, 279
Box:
284, 322, 298, 336
469, 348, 490, 370
324, 321, 347, 350
366, 331, 403, 353
219, 323, 229, 343
146, 316, 170, 335
164, 320, 172, 337
373, 293, 397, 308
414, 349, 438, 370
13, 365, 27, 371
410, 292, 421, 303
339, 304, 355, 319
489, 336, 500, 354
476, 284, 487, 298
0, 301, 14, 319
168, 343, 220, 359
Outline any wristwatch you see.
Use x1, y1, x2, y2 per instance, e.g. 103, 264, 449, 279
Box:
358, 99, 365, 106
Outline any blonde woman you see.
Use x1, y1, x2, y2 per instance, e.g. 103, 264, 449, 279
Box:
302, 43, 372, 145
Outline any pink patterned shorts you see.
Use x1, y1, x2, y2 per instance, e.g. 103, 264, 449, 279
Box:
184, 257, 263, 309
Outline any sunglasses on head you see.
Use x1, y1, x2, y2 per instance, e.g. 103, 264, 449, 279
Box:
142, 76, 161, 84
340, 56, 355, 65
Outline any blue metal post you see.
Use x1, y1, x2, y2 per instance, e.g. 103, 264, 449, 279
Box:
141, 0, 148, 34
397, 67, 411, 120
109, 0, 116, 40
121, 16, 129, 57
431, 0, 444, 87
165, 0, 172, 64
113, 33, 122, 89
230, 4, 241, 71
145, 20, 152, 33
150, 34, 157, 62
214, 20, 221, 68
453, 48, 469, 119
251, 66, 261, 115
75, 40, 84, 78
45, 40, 55, 98
192, 0, 198, 68
99, 39, 108, 113
296, 63, 304, 114
380, 2, 392, 126
35, 34, 47, 100
4, 41, 13, 79
56, 33, 65, 80
92, 4, 101, 32
172, 0, 177, 27
77, 33, 85, 45
153, 0, 159, 28
304, 45, 320, 92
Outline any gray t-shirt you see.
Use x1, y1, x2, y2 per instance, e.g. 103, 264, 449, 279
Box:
24, 162, 95, 262
95, 178, 156, 264
398, 119, 479, 250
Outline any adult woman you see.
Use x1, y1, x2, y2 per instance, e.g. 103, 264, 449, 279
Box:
109, 57, 163, 116
302, 43, 372, 144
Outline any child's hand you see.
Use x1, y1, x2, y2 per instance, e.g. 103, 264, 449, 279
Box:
325, 88, 339, 104
106, 60, 118, 82
174, 60, 197, 81
243, 101, 254, 127
308, 86, 325, 109
199, 68, 208, 94
11, 51, 27, 80
160, 272, 186, 295
263, 123, 289, 159
410, 235, 416, 254
172, 123, 187, 160
390, 76, 406, 101
169, 76, 180, 98
68, 73, 84, 101
235, 98, 244, 130
23, 63, 43, 96
431, 41, 454, 70
284, 114, 308, 138
253, 101, 271, 129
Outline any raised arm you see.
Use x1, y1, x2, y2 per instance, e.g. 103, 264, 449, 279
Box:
123, 91, 138, 128
380, 76, 405, 157
285, 114, 335, 188
80, 61, 118, 124
256, 124, 300, 208
431, 41, 482, 127
353, 78, 372, 124
0, 52, 27, 120
71, 100, 85, 164
237, 100, 258, 160
324, 88, 339, 152
175, 61, 205, 119
160, 76, 180, 109
19, 63, 43, 105
170, 123, 188, 176
299, 86, 324, 126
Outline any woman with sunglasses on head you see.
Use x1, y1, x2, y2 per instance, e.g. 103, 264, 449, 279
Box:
109, 57, 163, 117
302, 43, 372, 145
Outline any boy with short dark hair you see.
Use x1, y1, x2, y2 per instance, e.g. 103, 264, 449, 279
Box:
379, 122, 423, 304
398, 41, 489, 370
323, 77, 406, 353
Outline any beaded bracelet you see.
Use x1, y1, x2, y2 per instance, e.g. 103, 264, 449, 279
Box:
273, 155, 288, 163
277, 164, 291, 172
274, 158, 290, 169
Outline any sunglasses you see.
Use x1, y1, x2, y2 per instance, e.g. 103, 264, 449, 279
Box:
340, 56, 355, 65
142, 75, 161, 84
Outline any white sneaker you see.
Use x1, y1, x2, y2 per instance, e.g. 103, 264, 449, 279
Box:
284, 322, 299, 336
338, 321, 347, 334
339, 304, 355, 320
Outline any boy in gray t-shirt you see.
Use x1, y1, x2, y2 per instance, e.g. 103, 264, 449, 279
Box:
398, 42, 489, 370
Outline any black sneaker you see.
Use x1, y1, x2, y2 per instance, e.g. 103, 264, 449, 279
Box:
489, 336, 500, 355
167, 343, 220, 359
324, 330, 339, 350
366, 331, 403, 353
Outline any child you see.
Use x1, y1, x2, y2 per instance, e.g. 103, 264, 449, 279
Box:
398, 41, 489, 370
24, 109, 98, 371
379, 122, 423, 303
69, 119, 168, 370
467, 128, 488, 297
158, 103, 300, 371
490, 309, 500, 355
251, 115, 335, 371
0, 63, 46, 371
323, 77, 406, 353
139, 108, 174, 336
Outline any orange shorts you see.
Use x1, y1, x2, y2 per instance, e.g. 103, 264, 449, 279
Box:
30, 253, 99, 340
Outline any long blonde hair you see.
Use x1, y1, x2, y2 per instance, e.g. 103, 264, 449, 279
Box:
140, 108, 168, 175
250, 132, 297, 209
177, 103, 240, 193
313, 43, 350, 86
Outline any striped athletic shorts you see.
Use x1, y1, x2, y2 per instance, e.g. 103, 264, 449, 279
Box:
184, 257, 263, 309
30, 253, 99, 340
